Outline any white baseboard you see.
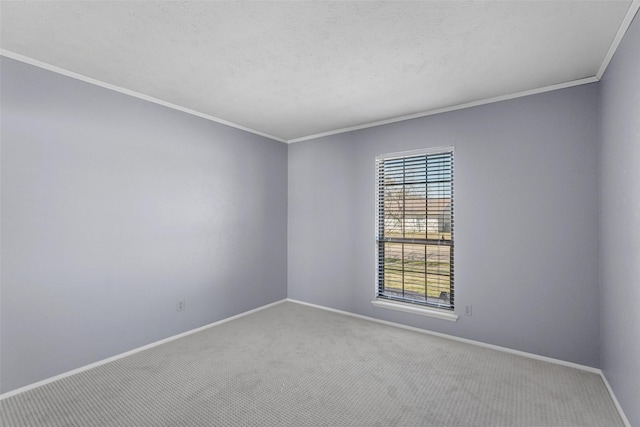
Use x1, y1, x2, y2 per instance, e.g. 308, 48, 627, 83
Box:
599, 372, 632, 427
286, 298, 630, 425
0, 299, 287, 400
287, 298, 599, 372
1, 297, 630, 425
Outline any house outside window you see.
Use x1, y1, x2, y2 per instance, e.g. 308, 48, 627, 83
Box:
376, 147, 454, 311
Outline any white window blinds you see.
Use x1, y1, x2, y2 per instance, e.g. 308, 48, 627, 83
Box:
376, 148, 454, 310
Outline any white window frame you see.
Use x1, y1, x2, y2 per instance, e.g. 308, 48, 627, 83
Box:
372, 146, 458, 322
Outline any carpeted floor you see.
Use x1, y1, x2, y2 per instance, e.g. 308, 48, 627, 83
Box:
0, 301, 624, 426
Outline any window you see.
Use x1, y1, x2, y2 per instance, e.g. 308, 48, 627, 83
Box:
376, 147, 454, 311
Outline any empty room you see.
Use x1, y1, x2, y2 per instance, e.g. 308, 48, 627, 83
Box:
1, 1, 639, 426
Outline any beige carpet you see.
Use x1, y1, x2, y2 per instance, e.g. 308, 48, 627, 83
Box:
0, 301, 624, 426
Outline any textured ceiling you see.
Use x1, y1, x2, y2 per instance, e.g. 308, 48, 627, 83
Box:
1, 1, 637, 142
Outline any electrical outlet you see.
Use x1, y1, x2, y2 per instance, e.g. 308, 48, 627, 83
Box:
177, 299, 185, 311
464, 305, 472, 316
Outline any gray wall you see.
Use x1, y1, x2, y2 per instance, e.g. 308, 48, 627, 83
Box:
0, 57, 288, 393
289, 83, 601, 367
599, 12, 640, 427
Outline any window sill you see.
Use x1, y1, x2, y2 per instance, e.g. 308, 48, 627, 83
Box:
371, 299, 459, 322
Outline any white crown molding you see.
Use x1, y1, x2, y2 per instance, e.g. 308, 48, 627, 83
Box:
597, 0, 640, 79
288, 1, 638, 144
287, 76, 599, 144
3, 0, 637, 147
1, 47, 600, 146
0, 49, 287, 144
